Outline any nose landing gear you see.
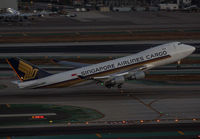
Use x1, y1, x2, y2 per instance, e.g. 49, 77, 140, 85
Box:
177, 60, 181, 70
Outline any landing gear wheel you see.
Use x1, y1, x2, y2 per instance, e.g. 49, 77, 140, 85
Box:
106, 85, 112, 89
177, 60, 181, 70
117, 84, 122, 89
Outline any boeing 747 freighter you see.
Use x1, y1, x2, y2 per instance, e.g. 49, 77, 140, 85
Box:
6, 42, 195, 89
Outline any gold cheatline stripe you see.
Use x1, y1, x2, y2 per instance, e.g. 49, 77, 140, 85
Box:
39, 55, 171, 88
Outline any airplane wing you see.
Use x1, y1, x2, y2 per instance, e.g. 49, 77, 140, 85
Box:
72, 67, 147, 88
78, 65, 149, 88
51, 59, 91, 68
20, 13, 33, 17
0, 13, 10, 17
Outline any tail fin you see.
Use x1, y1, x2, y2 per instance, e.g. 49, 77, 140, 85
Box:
6, 57, 51, 82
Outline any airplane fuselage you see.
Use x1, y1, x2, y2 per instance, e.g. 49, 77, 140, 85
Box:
17, 42, 195, 88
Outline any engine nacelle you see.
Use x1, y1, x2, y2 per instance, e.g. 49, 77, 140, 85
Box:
112, 76, 125, 84
105, 76, 125, 88
127, 71, 145, 80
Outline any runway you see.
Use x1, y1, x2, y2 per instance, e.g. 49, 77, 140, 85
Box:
0, 80, 200, 125
0, 41, 200, 54
0, 82, 200, 138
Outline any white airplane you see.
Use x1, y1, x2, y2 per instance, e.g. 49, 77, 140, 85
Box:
6, 42, 195, 89
0, 8, 38, 21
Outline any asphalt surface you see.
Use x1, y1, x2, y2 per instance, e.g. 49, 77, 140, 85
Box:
0, 42, 200, 54
0, 123, 200, 138
0, 80, 200, 122
1, 11, 200, 32
0, 76, 200, 138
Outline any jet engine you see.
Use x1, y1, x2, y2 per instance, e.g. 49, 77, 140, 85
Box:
127, 71, 145, 80
104, 76, 125, 88
103, 71, 145, 88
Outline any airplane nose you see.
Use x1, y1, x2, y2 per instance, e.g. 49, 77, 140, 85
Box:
184, 44, 196, 53
191, 46, 196, 53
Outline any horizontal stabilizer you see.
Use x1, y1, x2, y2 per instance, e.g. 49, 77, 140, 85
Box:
52, 59, 90, 68
11, 80, 20, 85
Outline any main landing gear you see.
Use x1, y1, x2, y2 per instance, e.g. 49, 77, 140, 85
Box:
117, 84, 122, 89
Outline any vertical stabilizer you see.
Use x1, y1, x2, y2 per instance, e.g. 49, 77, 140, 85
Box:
6, 58, 51, 81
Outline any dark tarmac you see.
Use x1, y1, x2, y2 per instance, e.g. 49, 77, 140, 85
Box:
0, 81, 200, 124
0, 123, 200, 139
0, 42, 199, 54
1, 11, 200, 32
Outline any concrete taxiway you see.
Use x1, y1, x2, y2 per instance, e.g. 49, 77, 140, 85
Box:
0, 79, 200, 125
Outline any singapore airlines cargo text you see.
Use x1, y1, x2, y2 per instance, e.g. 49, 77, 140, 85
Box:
81, 50, 168, 76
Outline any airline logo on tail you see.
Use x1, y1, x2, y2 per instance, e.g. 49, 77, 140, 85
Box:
18, 61, 38, 80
